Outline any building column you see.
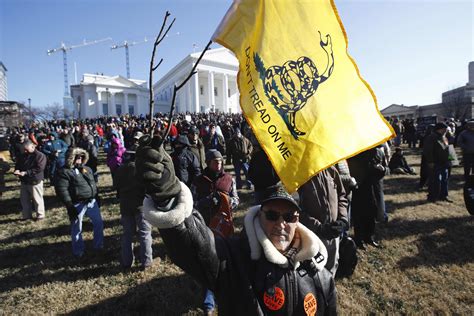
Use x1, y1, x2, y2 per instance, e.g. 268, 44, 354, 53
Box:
193, 70, 200, 113
109, 93, 116, 116
222, 74, 229, 113
97, 91, 102, 116
186, 78, 192, 113
173, 82, 179, 113
208, 71, 215, 112
123, 93, 129, 114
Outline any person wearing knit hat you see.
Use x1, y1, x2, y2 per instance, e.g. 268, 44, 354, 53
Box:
422, 121, 452, 202
187, 126, 207, 170
190, 149, 239, 314
170, 135, 201, 187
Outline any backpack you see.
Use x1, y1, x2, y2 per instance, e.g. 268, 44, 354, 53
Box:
209, 191, 235, 237
335, 236, 358, 279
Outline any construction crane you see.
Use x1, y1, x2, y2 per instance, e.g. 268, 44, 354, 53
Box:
47, 38, 112, 97
111, 38, 149, 79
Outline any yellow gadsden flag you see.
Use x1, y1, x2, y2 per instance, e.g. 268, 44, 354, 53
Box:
213, 0, 394, 193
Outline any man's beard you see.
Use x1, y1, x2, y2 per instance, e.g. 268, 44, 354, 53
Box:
270, 228, 291, 251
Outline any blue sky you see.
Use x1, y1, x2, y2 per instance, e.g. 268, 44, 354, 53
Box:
0, 0, 472, 110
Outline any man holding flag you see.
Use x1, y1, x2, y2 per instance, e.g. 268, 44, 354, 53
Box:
137, 0, 394, 314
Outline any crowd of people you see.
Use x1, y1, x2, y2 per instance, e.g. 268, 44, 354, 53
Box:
1, 111, 473, 315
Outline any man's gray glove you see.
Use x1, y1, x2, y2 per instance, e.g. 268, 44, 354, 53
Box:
135, 138, 181, 203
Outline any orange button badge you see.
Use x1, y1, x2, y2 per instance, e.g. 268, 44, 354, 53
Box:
263, 287, 285, 311
304, 293, 317, 316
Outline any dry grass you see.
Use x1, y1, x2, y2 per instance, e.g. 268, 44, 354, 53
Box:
0, 146, 473, 315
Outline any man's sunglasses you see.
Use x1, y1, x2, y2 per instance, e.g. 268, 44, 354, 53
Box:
75, 155, 85, 160
261, 208, 299, 223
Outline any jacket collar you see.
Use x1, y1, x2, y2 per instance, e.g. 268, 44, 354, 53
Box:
244, 206, 328, 270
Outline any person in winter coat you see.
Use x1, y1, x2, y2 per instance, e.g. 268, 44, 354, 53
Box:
60, 127, 75, 148
135, 143, 337, 315
106, 136, 126, 174
77, 129, 98, 180
203, 123, 226, 154
190, 149, 239, 314
187, 126, 207, 170
226, 128, 253, 189
298, 166, 349, 275
389, 147, 416, 175
114, 150, 153, 269
248, 143, 280, 203
348, 145, 388, 250
423, 122, 451, 202
42, 132, 69, 182
13, 140, 47, 220
334, 160, 357, 233
191, 150, 239, 225
0, 153, 10, 197
171, 135, 202, 187
55, 147, 104, 258
456, 120, 474, 181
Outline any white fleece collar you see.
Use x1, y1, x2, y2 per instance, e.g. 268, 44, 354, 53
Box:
244, 206, 328, 270
143, 182, 194, 229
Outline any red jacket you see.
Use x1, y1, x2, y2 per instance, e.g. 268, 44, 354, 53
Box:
169, 124, 178, 137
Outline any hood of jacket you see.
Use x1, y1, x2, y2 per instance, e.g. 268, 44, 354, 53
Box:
110, 136, 124, 149
66, 147, 89, 168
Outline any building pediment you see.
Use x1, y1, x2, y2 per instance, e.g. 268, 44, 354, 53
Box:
95, 76, 145, 89
191, 47, 238, 67
381, 104, 417, 115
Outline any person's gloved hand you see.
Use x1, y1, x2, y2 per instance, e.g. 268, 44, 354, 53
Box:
135, 138, 181, 203
319, 220, 347, 239
210, 191, 221, 208
330, 220, 348, 235
66, 202, 78, 222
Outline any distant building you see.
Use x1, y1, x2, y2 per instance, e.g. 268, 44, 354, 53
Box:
70, 74, 150, 119
381, 61, 474, 121
0, 101, 29, 130
153, 47, 240, 114
0, 62, 7, 101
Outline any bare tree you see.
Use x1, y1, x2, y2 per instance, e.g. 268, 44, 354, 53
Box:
443, 92, 470, 121
44, 102, 64, 120
143, 11, 212, 146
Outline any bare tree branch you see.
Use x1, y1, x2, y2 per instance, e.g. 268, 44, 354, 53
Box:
148, 11, 175, 136
161, 40, 214, 142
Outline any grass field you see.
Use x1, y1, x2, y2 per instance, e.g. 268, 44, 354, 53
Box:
0, 146, 473, 314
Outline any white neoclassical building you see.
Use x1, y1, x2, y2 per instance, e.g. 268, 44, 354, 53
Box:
70, 74, 150, 119
153, 47, 240, 114
0, 62, 7, 101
